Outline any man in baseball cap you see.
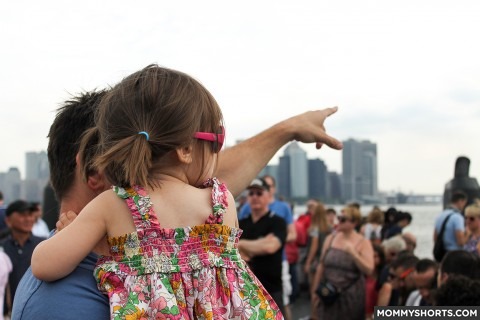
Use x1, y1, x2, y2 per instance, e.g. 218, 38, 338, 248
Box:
1, 200, 45, 309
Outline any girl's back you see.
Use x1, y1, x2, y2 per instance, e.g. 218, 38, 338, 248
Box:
95, 178, 283, 319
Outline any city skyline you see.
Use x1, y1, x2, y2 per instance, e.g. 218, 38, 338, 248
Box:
1, 1, 480, 195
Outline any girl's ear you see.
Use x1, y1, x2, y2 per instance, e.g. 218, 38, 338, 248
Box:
87, 172, 108, 196
176, 145, 193, 164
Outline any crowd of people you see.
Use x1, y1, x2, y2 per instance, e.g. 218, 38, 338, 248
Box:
0, 64, 478, 319
235, 188, 480, 320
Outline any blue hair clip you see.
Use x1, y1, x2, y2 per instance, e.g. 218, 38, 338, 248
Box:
138, 131, 150, 141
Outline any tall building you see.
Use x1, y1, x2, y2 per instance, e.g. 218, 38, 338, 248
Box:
277, 142, 309, 200
1, 167, 22, 203
327, 171, 343, 202
25, 151, 50, 202
308, 158, 327, 199
277, 155, 291, 199
342, 138, 378, 203
26, 151, 49, 180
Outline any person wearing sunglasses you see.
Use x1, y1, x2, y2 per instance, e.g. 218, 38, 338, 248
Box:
311, 205, 374, 320
386, 254, 419, 306
238, 174, 296, 319
238, 178, 287, 316
463, 200, 480, 256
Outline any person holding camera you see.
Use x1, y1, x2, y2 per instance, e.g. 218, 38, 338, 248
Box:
311, 205, 374, 320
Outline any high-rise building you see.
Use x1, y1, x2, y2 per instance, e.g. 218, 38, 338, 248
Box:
277, 142, 309, 200
342, 138, 378, 202
327, 171, 343, 202
308, 158, 327, 199
25, 151, 50, 202
1, 167, 21, 203
277, 155, 291, 199
26, 151, 49, 180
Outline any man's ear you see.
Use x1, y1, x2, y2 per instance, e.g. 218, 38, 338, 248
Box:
176, 145, 193, 164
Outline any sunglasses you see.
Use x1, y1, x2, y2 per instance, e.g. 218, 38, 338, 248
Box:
388, 267, 414, 281
337, 216, 351, 223
193, 126, 225, 153
248, 190, 264, 197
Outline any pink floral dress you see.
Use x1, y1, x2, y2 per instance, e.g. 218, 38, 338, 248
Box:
94, 178, 283, 320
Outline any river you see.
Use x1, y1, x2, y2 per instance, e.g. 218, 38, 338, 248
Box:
293, 203, 443, 259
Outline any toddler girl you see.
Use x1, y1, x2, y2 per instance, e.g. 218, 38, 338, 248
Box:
32, 65, 283, 319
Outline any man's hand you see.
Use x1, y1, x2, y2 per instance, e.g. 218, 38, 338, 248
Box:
216, 106, 342, 197
286, 107, 343, 150
55, 211, 78, 232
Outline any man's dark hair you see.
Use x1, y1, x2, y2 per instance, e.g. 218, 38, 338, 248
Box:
450, 190, 467, 203
435, 275, 480, 306
47, 90, 107, 201
0, 191, 3, 201
415, 258, 437, 273
391, 253, 419, 270
441, 250, 480, 280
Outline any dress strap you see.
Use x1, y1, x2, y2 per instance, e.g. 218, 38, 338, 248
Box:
202, 177, 228, 224
112, 185, 161, 235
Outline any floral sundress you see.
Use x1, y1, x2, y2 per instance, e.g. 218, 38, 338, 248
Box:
94, 178, 283, 320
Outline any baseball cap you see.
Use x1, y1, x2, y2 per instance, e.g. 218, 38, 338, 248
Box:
247, 178, 270, 191
6, 200, 33, 216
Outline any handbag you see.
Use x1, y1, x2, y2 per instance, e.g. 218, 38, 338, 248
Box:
315, 280, 339, 305
433, 213, 453, 262
315, 277, 360, 306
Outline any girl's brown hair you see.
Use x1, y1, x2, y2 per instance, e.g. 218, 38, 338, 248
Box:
309, 202, 330, 234
83, 65, 224, 188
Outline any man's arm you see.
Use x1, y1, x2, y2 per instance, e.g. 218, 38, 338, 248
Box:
238, 233, 282, 257
216, 108, 342, 197
455, 230, 467, 246
453, 215, 467, 246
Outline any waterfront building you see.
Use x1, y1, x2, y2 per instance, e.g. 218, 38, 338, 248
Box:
327, 171, 343, 202
0, 167, 22, 203
277, 142, 309, 200
277, 154, 291, 199
308, 158, 327, 199
25, 151, 49, 180
25, 151, 50, 202
342, 138, 378, 203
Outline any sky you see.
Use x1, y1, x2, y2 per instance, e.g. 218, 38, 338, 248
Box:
1, 0, 479, 195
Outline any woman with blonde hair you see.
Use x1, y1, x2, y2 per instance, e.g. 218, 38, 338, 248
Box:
464, 200, 480, 256
311, 205, 374, 320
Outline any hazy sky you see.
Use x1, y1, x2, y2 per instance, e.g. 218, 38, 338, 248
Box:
1, 1, 479, 195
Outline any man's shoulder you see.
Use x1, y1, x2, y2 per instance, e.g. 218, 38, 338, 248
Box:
268, 211, 287, 225
270, 200, 292, 215
12, 258, 109, 320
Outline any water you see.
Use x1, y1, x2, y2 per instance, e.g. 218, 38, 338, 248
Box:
293, 203, 443, 259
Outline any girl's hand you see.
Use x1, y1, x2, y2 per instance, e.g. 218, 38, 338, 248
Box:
55, 211, 78, 232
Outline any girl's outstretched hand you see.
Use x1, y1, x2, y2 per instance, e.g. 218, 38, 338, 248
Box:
55, 211, 78, 232
286, 107, 343, 150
